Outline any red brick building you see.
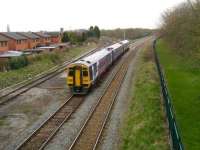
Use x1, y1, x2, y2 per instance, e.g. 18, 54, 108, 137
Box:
47, 32, 61, 43
0, 35, 9, 52
33, 32, 51, 46
18, 32, 40, 49
0, 32, 28, 51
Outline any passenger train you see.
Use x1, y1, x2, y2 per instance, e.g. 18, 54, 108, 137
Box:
66, 40, 130, 94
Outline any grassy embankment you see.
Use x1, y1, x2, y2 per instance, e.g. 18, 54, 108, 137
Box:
121, 42, 169, 150
156, 39, 200, 150
0, 43, 96, 89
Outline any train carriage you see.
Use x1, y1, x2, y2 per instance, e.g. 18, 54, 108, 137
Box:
106, 43, 124, 61
67, 49, 112, 94
66, 40, 130, 94
121, 40, 130, 51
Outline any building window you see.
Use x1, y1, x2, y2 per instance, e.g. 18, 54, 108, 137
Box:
17, 40, 22, 44
0, 41, 7, 47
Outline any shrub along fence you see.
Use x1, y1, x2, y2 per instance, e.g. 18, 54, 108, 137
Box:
153, 40, 184, 150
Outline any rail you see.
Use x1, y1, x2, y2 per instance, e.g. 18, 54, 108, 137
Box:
15, 95, 86, 150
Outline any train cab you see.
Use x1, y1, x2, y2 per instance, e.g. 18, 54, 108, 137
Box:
67, 62, 91, 94
66, 41, 129, 95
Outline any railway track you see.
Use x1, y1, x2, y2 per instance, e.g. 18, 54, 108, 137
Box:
15, 95, 85, 150
14, 43, 137, 150
68, 47, 136, 150
12, 40, 141, 150
0, 47, 102, 106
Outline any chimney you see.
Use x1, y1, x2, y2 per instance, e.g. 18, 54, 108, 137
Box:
60, 28, 64, 35
7, 24, 10, 32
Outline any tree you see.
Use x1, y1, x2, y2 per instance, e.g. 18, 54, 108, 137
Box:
94, 26, 101, 38
68, 32, 78, 44
62, 32, 69, 42
88, 26, 94, 37
161, 1, 200, 55
81, 32, 87, 42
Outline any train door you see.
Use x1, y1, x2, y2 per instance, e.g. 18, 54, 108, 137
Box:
75, 66, 82, 87
67, 67, 74, 86
93, 63, 97, 79
111, 51, 114, 63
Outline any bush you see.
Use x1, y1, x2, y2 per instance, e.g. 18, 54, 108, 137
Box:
8, 55, 29, 70
29, 53, 61, 64
161, 1, 200, 56
101, 28, 153, 40
48, 53, 61, 64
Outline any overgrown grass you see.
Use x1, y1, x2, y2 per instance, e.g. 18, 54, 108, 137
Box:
0, 43, 96, 89
156, 39, 200, 150
121, 43, 169, 150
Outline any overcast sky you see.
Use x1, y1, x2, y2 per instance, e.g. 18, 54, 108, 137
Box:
0, 0, 185, 32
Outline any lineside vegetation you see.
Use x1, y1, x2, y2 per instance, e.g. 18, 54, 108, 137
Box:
161, 0, 200, 56
101, 28, 153, 40
159, 1, 200, 149
0, 43, 96, 89
156, 39, 200, 150
121, 43, 169, 150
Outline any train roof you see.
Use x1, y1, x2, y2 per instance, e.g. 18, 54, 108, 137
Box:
106, 42, 122, 51
82, 49, 110, 64
120, 40, 129, 44
72, 49, 111, 67
68, 41, 129, 68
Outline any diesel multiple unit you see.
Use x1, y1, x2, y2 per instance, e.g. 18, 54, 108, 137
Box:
66, 40, 130, 94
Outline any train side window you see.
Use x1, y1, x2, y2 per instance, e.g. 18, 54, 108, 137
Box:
93, 63, 97, 76
89, 66, 93, 80
83, 70, 88, 76
68, 69, 74, 76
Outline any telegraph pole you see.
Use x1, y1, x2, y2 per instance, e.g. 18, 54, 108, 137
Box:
123, 30, 126, 40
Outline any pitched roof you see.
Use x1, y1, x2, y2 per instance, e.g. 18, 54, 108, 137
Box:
33, 32, 51, 38
18, 32, 40, 39
1, 32, 28, 40
0, 34, 9, 42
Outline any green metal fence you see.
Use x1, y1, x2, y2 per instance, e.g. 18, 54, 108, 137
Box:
153, 40, 184, 150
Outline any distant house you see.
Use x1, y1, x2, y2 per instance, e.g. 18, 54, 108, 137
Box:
0, 35, 9, 52
0, 32, 28, 51
33, 32, 51, 46
18, 32, 40, 49
47, 32, 61, 43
